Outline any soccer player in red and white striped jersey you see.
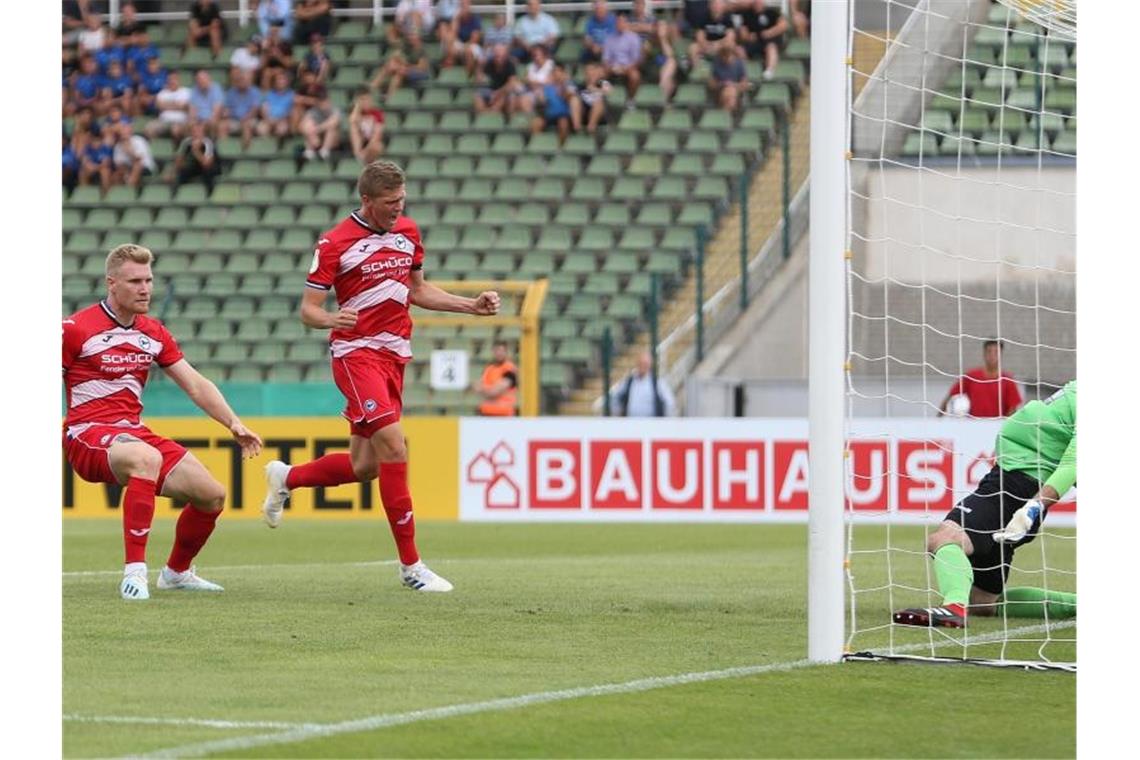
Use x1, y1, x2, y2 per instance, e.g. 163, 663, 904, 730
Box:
63, 244, 263, 600
261, 160, 500, 592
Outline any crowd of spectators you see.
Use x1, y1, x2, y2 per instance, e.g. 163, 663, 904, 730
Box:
64, 1, 810, 191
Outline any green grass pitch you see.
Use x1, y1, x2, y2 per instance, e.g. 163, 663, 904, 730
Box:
63, 520, 1076, 758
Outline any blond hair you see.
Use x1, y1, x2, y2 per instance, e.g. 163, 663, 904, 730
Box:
357, 160, 405, 198
105, 243, 154, 277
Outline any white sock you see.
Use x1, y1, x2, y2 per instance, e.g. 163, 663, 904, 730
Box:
124, 562, 147, 577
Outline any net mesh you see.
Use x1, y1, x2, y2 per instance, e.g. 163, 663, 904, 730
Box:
842, 0, 1076, 668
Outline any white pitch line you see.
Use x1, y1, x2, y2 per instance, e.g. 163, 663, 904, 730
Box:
131, 620, 1075, 759
63, 714, 320, 731
62, 560, 396, 578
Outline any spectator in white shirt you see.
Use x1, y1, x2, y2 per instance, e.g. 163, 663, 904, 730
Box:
145, 71, 192, 142
512, 0, 560, 61
611, 351, 677, 417
230, 36, 263, 78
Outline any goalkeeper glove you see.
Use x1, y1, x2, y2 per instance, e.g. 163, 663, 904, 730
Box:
993, 500, 1043, 544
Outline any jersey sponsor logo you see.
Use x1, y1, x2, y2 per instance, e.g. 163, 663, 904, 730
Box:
361, 256, 414, 274
102, 352, 155, 365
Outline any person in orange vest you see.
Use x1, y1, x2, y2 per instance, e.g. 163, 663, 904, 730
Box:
475, 340, 519, 416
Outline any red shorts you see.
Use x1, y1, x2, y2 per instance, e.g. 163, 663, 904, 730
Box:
331, 349, 406, 438
64, 423, 189, 493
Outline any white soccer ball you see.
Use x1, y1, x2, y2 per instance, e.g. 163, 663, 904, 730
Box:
947, 394, 971, 417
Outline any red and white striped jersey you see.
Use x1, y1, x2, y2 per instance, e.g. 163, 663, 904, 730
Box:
305, 211, 425, 363
62, 301, 183, 432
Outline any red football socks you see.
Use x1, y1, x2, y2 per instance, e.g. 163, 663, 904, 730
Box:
122, 476, 157, 564
285, 453, 357, 488
379, 462, 419, 566
166, 505, 221, 573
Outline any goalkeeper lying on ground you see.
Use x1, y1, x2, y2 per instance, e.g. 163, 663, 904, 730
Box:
894, 380, 1077, 629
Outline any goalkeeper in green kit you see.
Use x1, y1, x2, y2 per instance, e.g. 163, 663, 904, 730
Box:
894, 380, 1077, 629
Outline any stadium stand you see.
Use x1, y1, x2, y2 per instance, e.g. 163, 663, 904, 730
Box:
62, 2, 809, 414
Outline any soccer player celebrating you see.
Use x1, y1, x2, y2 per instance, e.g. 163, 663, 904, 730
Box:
894, 380, 1076, 628
261, 160, 500, 593
63, 244, 264, 600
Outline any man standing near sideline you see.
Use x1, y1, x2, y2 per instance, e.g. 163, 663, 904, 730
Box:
938, 338, 1023, 418
261, 160, 501, 593
63, 244, 264, 601
611, 350, 676, 417
475, 340, 518, 416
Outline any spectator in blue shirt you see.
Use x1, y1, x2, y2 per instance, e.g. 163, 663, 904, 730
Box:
582, 0, 617, 63
512, 0, 560, 62
710, 39, 749, 112
530, 63, 580, 146
602, 14, 644, 105
101, 60, 136, 114
219, 68, 263, 147
188, 69, 225, 134
258, 0, 295, 41
259, 70, 295, 137
63, 133, 81, 192
124, 34, 160, 77
95, 42, 128, 75
136, 57, 169, 115
73, 56, 103, 112
81, 130, 116, 194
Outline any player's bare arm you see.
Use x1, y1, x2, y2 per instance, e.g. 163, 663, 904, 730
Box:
164, 359, 263, 458
408, 270, 500, 315
300, 286, 359, 330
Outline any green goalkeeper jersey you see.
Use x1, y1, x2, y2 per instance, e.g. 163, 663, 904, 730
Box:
995, 380, 1076, 496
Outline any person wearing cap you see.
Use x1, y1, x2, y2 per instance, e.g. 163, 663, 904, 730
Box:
938, 339, 1024, 418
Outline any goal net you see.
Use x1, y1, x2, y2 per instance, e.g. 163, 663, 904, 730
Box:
841, 0, 1076, 669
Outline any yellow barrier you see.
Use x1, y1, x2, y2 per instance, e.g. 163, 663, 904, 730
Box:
62, 417, 459, 520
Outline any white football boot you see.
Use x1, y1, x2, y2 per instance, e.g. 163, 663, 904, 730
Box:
399, 561, 454, 592
157, 565, 224, 592
262, 460, 292, 528
120, 564, 150, 601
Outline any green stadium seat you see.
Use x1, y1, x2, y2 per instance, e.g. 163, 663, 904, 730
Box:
629, 155, 663, 177
527, 132, 560, 154
617, 110, 651, 132
243, 227, 279, 250
595, 205, 630, 227
601, 251, 639, 274
441, 204, 476, 226
518, 251, 555, 276
84, 209, 119, 232
536, 226, 574, 253
657, 110, 694, 132
475, 156, 510, 179
660, 227, 697, 253
650, 176, 687, 202
298, 205, 333, 229
511, 154, 544, 178
672, 84, 707, 109
300, 160, 334, 180
726, 131, 762, 155
204, 230, 243, 253
617, 227, 655, 252
569, 177, 605, 202
455, 134, 489, 157
586, 155, 622, 177
563, 134, 597, 156
602, 132, 638, 154
669, 154, 705, 177
494, 177, 530, 202
137, 184, 173, 208
532, 177, 566, 202
637, 203, 673, 228
694, 176, 730, 203
154, 208, 189, 230
481, 251, 517, 273
458, 225, 495, 252
610, 178, 646, 202
516, 203, 550, 226
459, 178, 494, 202
491, 132, 525, 155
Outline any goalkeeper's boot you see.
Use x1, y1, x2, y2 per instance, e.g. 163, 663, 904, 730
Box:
400, 561, 454, 592
893, 605, 966, 629
157, 565, 224, 592
262, 460, 291, 528
120, 564, 150, 601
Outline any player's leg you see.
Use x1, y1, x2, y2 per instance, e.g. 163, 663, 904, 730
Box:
1000, 587, 1077, 619
152, 449, 226, 591
105, 437, 164, 600
364, 419, 451, 592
